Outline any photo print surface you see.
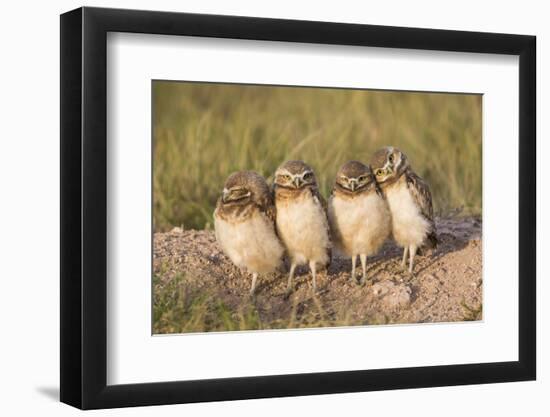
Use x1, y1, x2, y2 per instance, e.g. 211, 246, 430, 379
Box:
152, 81, 482, 334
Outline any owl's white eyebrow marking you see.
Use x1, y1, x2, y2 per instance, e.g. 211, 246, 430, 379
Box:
276, 169, 292, 177
382, 160, 392, 170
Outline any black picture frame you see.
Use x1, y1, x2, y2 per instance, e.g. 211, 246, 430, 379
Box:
60, 6, 536, 410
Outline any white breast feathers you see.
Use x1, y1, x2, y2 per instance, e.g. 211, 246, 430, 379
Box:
275, 192, 330, 266
328, 192, 391, 258
214, 210, 284, 274
385, 184, 430, 248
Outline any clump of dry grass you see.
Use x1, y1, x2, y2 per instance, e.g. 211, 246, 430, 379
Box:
153, 81, 482, 231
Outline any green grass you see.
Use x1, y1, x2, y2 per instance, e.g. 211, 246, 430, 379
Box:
153, 273, 371, 333
153, 81, 482, 232
461, 299, 483, 321
153, 274, 262, 333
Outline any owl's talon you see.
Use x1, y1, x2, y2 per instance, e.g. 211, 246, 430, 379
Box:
284, 286, 294, 299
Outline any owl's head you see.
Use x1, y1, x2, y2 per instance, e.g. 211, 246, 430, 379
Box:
334, 160, 375, 194
370, 147, 409, 185
274, 160, 317, 190
221, 171, 269, 206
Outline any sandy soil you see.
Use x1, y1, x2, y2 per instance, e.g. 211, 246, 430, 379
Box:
153, 217, 482, 329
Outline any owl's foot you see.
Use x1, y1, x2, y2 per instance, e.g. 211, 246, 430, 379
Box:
403, 268, 416, 282
400, 247, 409, 269
350, 255, 358, 284
309, 279, 318, 294
358, 254, 368, 286
284, 284, 294, 298
284, 263, 297, 298
358, 277, 371, 287
407, 245, 417, 277
248, 273, 258, 298
309, 260, 318, 294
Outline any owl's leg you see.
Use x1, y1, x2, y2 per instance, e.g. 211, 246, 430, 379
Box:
401, 246, 408, 268
408, 244, 417, 274
249, 273, 258, 296
359, 254, 367, 285
351, 255, 357, 283
286, 262, 297, 295
309, 260, 317, 293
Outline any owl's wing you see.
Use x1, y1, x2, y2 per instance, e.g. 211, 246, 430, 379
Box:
311, 187, 328, 214
213, 196, 224, 220
310, 187, 332, 266
265, 202, 277, 225
405, 170, 438, 247
257, 190, 277, 225
406, 171, 433, 220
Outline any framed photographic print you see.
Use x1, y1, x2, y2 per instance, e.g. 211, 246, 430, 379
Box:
60, 6, 536, 410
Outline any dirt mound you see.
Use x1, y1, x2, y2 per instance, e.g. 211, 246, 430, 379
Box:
153, 217, 482, 333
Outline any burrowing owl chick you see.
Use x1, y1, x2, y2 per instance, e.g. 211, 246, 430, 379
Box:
370, 147, 437, 273
214, 171, 284, 295
328, 161, 391, 284
273, 161, 331, 294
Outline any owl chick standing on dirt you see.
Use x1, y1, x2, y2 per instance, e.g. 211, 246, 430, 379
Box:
214, 171, 284, 295
273, 161, 331, 294
370, 147, 438, 273
328, 161, 391, 285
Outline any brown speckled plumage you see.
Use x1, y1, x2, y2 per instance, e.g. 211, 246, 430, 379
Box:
213, 171, 284, 295
328, 160, 391, 282
370, 147, 437, 273
215, 171, 276, 224
332, 160, 380, 199
273, 160, 331, 293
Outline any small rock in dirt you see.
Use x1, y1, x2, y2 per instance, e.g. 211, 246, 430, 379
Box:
385, 286, 412, 309
372, 281, 392, 296
372, 281, 412, 309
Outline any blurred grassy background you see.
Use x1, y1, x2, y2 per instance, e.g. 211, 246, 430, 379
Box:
153, 81, 482, 232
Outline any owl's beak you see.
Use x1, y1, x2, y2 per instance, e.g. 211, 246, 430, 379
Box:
222, 189, 231, 203
293, 177, 302, 188
349, 179, 357, 191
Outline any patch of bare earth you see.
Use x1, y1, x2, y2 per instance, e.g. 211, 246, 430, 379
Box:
153, 217, 482, 332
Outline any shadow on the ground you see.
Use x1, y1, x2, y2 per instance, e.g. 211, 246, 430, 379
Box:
35, 386, 59, 401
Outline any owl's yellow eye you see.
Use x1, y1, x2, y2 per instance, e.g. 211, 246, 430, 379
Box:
358, 175, 366, 182
283, 175, 291, 181
303, 172, 313, 181
375, 169, 384, 176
